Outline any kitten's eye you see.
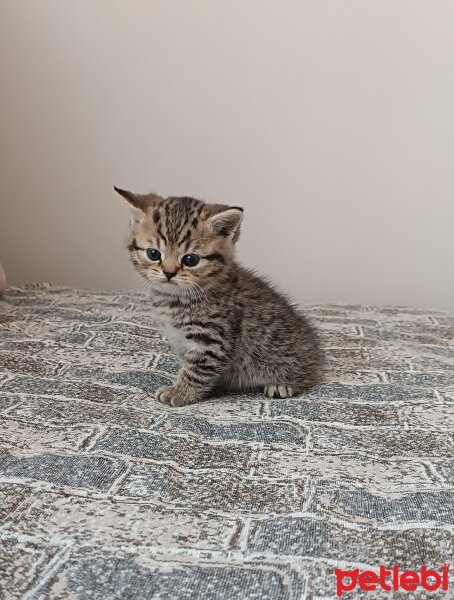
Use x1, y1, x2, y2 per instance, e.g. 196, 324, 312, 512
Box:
182, 254, 200, 267
146, 248, 161, 261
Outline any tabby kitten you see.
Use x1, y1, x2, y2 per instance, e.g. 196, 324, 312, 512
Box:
116, 188, 322, 407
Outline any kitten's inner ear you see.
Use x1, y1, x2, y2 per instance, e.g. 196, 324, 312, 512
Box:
114, 187, 161, 222
206, 206, 244, 241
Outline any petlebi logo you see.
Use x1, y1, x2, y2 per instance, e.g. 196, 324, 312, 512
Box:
335, 565, 450, 597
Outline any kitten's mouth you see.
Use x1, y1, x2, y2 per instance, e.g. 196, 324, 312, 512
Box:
154, 279, 179, 292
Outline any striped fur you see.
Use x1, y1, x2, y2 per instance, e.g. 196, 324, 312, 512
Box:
116, 188, 323, 407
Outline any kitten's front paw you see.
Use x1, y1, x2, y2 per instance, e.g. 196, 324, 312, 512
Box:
155, 385, 172, 404
156, 385, 190, 407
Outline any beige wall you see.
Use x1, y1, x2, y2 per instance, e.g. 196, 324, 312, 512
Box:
1, 0, 453, 309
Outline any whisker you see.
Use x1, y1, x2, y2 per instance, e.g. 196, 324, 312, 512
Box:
127, 277, 152, 309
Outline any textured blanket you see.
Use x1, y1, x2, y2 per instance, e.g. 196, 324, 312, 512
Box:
0, 285, 453, 599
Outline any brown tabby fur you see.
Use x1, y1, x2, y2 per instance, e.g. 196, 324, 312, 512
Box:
116, 188, 323, 407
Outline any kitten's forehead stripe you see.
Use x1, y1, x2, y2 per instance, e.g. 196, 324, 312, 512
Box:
157, 226, 168, 245
175, 222, 187, 241
178, 229, 192, 248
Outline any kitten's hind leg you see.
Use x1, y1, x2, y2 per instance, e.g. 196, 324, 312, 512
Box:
264, 384, 299, 399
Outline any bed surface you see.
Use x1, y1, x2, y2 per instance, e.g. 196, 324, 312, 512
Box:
0, 285, 453, 598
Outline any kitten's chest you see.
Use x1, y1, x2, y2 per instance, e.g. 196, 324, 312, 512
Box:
163, 322, 192, 357
154, 311, 194, 357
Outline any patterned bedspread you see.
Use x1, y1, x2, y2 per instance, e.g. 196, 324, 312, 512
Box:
0, 285, 453, 599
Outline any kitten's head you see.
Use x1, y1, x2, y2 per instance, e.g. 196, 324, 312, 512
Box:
115, 187, 243, 296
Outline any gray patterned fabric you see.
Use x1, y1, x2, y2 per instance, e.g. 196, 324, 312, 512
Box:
0, 284, 453, 599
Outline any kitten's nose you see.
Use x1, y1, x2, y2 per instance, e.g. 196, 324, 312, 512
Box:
163, 271, 177, 281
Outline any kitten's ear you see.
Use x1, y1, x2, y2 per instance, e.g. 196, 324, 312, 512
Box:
206, 206, 244, 241
114, 187, 161, 221
114, 187, 146, 211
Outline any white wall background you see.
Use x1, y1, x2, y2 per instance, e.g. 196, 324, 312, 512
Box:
0, 0, 453, 309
